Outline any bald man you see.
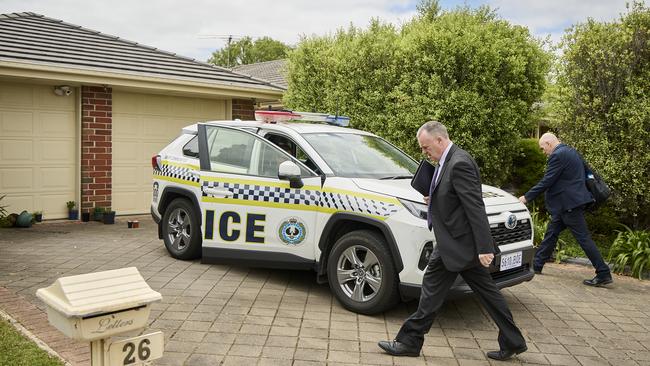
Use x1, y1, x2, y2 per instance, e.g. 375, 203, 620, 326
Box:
519, 133, 612, 286
379, 121, 526, 361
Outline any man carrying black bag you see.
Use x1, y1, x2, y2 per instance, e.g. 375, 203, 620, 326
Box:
379, 121, 527, 361
518, 133, 612, 286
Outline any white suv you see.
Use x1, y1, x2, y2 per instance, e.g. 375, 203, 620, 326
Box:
151, 115, 534, 314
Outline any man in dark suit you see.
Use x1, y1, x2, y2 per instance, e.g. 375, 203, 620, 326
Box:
379, 121, 527, 361
518, 133, 612, 286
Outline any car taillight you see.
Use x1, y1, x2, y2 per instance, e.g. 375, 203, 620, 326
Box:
152, 155, 162, 170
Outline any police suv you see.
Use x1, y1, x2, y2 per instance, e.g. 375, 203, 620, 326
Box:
151, 111, 534, 314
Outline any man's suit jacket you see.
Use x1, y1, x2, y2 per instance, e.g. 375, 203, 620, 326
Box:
428, 145, 495, 272
524, 143, 593, 216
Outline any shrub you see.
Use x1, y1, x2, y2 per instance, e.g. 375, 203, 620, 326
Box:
607, 225, 650, 279
553, 2, 650, 228
510, 138, 547, 197
530, 207, 571, 263
285, 3, 550, 186
530, 207, 548, 247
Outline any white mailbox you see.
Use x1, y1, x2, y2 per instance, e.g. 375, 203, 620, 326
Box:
36, 267, 162, 341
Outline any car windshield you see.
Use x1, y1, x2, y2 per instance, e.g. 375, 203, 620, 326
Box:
302, 133, 418, 179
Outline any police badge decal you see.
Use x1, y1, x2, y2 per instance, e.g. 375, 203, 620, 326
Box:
278, 217, 307, 245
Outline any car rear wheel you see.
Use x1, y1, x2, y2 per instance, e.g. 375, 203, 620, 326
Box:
327, 230, 399, 314
162, 198, 201, 260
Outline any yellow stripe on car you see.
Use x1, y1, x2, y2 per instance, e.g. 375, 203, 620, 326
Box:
201, 196, 388, 221
154, 175, 200, 187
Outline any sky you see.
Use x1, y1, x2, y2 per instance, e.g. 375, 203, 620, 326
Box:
0, 0, 631, 63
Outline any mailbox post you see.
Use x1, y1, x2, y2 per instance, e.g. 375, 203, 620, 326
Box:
37, 267, 163, 365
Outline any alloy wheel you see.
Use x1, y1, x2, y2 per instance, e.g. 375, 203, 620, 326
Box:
167, 208, 192, 251
336, 245, 382, 302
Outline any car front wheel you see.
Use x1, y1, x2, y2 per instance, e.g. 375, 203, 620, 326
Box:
162, 198, 201, 260
327, 230, 399, 314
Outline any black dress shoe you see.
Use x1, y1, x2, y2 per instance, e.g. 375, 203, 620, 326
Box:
487, 345, 527, 360
583, 276, 613, 287
377, 340, 420, 357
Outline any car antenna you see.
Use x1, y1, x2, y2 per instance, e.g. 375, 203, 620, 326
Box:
335, 96, 340, 120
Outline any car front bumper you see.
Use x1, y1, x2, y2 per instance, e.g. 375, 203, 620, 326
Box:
398, 245, 536, 300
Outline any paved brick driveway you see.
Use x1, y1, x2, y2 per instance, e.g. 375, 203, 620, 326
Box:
1, 218, 649, 366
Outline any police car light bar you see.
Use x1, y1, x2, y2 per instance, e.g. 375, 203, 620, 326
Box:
254, 110, 300, 123
325, 115, 350, 127
294, 111, 350, 127
254, 110, 350, 127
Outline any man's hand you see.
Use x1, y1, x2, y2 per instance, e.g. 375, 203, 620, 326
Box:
518, 196, 527, 204
423, 196, 430, 205
478, 253, 494, 267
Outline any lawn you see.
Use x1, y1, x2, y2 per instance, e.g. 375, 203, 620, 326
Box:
0, 318, 64, 366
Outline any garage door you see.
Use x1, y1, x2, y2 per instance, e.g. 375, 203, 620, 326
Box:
112, 91, 226, 214
0, 82, 77, 219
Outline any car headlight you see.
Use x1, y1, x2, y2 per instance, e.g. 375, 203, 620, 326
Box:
398, 198, 428, 220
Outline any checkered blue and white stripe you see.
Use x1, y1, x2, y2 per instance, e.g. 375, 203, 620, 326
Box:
154, 164, 200, 184
204, 181, 320, 205
482, 191, 504, 198
202, 181, 399, 217
319, 192, 399, 217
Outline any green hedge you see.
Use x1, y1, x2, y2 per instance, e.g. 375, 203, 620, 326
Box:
553, 3, 650, 229
509, 138, 546, 197
285, 5, 550, 186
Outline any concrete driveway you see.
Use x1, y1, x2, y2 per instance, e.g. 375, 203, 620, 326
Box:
1, 217, 649, 366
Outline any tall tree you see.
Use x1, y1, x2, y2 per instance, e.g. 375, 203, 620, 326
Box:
208, 36, 291, 67
553, 2, 650, 227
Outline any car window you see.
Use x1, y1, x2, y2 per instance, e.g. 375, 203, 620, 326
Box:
206, 127, 256, 174
205, 126, 313, 178
302, 133, 418, 178
183, 136, 199, 158
265, 133, 322, 175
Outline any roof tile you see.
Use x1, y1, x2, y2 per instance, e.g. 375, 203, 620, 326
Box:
0, 12, 284, 92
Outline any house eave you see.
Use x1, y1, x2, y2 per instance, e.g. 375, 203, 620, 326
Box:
0, 60, 284, 101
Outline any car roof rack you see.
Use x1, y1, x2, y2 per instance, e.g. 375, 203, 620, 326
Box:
254, 110, 350, 127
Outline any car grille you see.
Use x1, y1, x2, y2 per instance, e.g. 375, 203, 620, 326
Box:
491, 220, 532, 246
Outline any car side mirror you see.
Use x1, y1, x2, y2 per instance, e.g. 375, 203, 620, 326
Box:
278, 161, 303, 188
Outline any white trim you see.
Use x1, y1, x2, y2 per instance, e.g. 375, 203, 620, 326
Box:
0, 61, 284, 101
75, 86, 81, 217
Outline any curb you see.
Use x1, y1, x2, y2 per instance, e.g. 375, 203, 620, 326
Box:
0, 308, 71, 366
0, 286, 90, 365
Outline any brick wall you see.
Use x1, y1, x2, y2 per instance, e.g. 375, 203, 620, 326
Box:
232, 98, 255, 120
81, 86, 112, 213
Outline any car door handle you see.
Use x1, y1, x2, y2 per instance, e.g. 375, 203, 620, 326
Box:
203, 188, 233, 197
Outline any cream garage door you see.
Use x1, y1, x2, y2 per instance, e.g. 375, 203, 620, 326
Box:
112, 91, 226, 214
0, 82, 77, 219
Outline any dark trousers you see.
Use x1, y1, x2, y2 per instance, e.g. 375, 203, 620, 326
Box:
534, 207, 611, 279
395, 257, 526, 351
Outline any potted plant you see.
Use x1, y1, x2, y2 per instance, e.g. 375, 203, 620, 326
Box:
102, 208, 116, 225
16, 210, 33, 228
66, 201, 78, 220
0, 195, 11, 228
93, 206, 105, 221
33, 210, 43, 222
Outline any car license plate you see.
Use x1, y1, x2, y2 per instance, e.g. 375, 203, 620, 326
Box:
108, 331, 164, 366
500, 251, 522, 271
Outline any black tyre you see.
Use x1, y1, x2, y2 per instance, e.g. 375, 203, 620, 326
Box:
161, 198, 202, 260
327, 230, 399, 314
